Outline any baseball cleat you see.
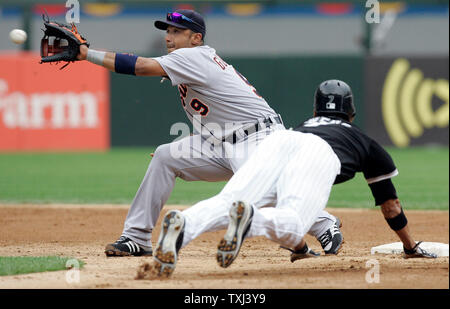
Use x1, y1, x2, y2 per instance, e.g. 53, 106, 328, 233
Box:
280, 244, 321, 262
105, 236, 153, 257
217, 201, 253, 268
318, 217, 343, 255
152, 210, 185, 278
403, 241, 437, 259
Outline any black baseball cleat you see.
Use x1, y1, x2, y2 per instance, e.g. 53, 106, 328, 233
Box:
403, 241, 437, 259
217, 201, 253, 268
152, 210, 185, 278
318, 217, 343, 255
105, 236, 153, 257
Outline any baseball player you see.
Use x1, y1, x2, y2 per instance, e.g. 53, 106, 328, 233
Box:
76, 9, 342, 257
148, 79, 437, 278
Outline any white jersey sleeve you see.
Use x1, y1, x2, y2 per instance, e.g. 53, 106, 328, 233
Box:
153, 47, 208, 86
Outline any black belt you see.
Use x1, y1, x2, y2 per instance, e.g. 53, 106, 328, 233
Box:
222, 115, 283, 144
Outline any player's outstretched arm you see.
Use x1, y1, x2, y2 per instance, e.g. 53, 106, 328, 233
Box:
380, 199, 415, 249
77, 45, 166, 76
380, 198, 436, 258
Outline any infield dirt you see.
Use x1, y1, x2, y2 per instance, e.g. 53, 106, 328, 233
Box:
0, 204, 448, 289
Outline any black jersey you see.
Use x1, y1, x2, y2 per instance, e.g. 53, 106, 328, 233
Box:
294, 116, 398, 185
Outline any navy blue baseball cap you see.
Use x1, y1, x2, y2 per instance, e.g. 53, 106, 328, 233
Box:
155, 9, 206, 39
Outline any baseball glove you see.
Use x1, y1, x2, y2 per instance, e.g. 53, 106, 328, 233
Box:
40, 13, 89, 69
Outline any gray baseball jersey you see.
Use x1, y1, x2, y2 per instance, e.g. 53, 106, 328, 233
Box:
153, 45, 278, 139
121, 46, 336, 250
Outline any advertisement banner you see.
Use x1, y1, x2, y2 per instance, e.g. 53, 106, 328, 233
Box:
364, 56, 449, 147
0, 52, 109, 151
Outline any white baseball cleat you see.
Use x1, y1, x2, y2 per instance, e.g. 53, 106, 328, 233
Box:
217, 201, 253, 268
152, 210, 185, 278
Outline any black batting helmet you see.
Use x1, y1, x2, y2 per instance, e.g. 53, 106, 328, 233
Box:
313, 80, 355, 121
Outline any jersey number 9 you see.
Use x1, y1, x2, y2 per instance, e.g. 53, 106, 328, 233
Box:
190, 99, 209, 116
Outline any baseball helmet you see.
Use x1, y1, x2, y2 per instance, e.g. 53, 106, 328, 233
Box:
313, 79, 355, 121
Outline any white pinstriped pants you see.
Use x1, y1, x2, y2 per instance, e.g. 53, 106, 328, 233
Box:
181, 130, 341, 248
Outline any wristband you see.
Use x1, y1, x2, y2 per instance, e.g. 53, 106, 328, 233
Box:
114, 53, 138, 75
86, 49, 106, 65
385, 207, 408, 231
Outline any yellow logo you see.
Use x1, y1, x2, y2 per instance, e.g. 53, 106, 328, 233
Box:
382, 58, 449, 147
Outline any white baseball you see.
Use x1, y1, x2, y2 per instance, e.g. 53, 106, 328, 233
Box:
9, 29, 27, 45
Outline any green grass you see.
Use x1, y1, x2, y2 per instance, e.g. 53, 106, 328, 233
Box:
0, 146, 448, 210
329, 146, 449, 209
0, 256, 84, 276
0, 148, 225, 204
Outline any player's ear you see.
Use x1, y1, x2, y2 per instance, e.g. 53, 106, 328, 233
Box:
191, 32, 203, 45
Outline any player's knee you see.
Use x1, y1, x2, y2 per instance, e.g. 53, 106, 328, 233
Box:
381, 198, 402, 219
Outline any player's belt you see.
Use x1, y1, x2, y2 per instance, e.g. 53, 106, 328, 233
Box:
222, 114, 283, 144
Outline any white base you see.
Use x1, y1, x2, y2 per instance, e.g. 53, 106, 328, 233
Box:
371, 242, 449, 257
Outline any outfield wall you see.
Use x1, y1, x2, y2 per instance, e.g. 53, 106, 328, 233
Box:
0, 54, 448, 150
110, 55, 448, 148
110, 55, 365, 146
0, 3, 448, 150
